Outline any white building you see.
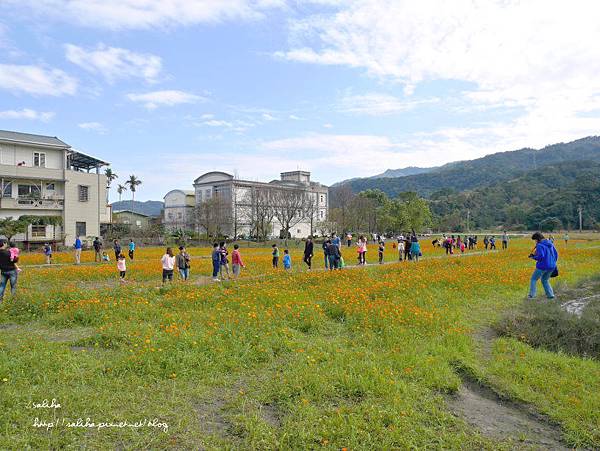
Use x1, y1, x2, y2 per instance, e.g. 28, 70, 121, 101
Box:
184, 170, 328, 239
0, 130, 111, 245
163, 189, 195, 231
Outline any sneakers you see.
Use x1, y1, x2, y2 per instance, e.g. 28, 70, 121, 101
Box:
212, 278, 221, 282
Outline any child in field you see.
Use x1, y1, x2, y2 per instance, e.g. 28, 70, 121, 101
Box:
272, 244, 280, 268
378, 241, 384, 264
43, 242, 52, 264
161, 247, 175, 284
231, 244, 245, 278
102, 251, 110, 262
219, 242, 230, 280
9, 242, 22, 273
397, 238, 405, 261
211, 243, 221, 281
283, 249, 291, 271
117, 253, 126, 282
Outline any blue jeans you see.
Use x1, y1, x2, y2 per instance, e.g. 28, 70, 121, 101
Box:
328, 255, 337, 270
179, 268, 189, 280
0, 269, 18, 301
529, 269, 555, 298
324, 253, 329, 268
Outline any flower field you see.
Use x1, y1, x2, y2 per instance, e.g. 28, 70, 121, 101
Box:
1, 238, 600, 449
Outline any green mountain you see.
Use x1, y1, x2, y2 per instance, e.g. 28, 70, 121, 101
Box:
430, 160, 600, 231
111, 200, 164, 217
337, 136, 600, 198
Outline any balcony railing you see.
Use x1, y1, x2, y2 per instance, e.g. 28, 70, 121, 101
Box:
0, 196, 64, 209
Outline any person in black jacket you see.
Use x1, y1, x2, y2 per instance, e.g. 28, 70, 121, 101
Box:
303, 237, 314, 270
0, 239, 18, 302
322, 239, 329, 269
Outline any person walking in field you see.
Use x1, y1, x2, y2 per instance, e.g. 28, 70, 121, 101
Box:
327, 239, 341, 270
176, 246, 191, 281
332, 232, 341, 250
563, 232, 569, 247
483, 235, 489, 250
93, 237, 102, 262
211, 243, 221, 281
410, 232, 421, 262
397, 236, 405, 261
283, 249, 292, 271
528, 232, 558, 299
272, 244, 280, 269
161, 247, 175, 285
489, 236, 496, 250
322, 239, 329, 269
404, 235, 411, 261
113, 239, 122, 261
378, 240, 385, 264
43, 242, 52, 264
0, 239, 19, 303
219, 242, 231, 280
502, 231, 509, 250
357, 235, 367, 265
74, 235, 82, 264
303, 237, 314, 270
128, 239, 136, 260
231, 244, 245, 278
346, 233, 352, 247
117, 253, 127, 283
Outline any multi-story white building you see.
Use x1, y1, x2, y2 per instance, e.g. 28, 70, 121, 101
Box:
178, 170, 328, 239
163, 189, 195, 231
0, 130, 111, 245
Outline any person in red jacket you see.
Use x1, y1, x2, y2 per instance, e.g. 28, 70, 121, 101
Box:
231, 244, 245, 278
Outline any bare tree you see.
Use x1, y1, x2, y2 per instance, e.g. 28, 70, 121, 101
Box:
194, 196, 230, 239
330, 184, 355, 232
248, 186, 276, 241
272, 187, 311, 240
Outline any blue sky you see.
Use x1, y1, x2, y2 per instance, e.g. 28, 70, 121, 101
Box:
1, 1, 600, 202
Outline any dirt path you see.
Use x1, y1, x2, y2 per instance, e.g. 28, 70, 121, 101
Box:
449, 373, 567, 450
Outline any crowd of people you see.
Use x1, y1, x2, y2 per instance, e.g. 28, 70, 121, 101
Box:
0, 230, 560, 302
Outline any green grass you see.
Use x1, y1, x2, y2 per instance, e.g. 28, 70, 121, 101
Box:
1, 240, 599, 449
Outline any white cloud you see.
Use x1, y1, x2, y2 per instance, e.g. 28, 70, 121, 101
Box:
277, 0, 600, 156
8, 0, 285, 30
289, 114, 302, 120
65, 43, 162, 83
0, 108, 55, 121
127, 90, 203, 109
323, 123, 333, 128
78, 121, 107, 133
0, 64, 77, 96
202, 119, 234, 127
338, 92, 438, 116
262, 112, 276, 121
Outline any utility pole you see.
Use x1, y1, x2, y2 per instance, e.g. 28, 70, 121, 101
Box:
466, 209, 470, 232
578, 205, 583, 232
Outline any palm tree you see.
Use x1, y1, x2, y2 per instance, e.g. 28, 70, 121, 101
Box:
125, 175, 142, 211
104, 168, 118, 187
116, 184, 127, 202
104, 168, 118, 204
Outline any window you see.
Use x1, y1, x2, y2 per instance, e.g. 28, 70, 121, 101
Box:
31, 225, 46, 237
135, 220, 142, 227
297, 229, 301, 234
46, 183, 55, 191
76, 222, 86, 237
177, 212, 183, 219
168, 212, 173, 219
320, 195, 324, 202
197, 191, 203, 202
78, 185, 89, 202
18, 184, 40, 198
33, 152, 46, 167
320, 210, 324, 219
1, 182, 12, 198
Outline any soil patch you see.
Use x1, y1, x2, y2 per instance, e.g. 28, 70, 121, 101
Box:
449, 371, 567, 450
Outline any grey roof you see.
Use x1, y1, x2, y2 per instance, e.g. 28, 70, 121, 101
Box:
112, 209, 150, 217
68, 149, 110, 169
0, 129, 70, 148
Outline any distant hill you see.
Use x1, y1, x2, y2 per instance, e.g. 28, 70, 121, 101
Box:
373, 166, 436, 179
430, 159, 600, 231
111, 200, 164, 217
334, 136, 600, 198
333, 166, 435, 186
